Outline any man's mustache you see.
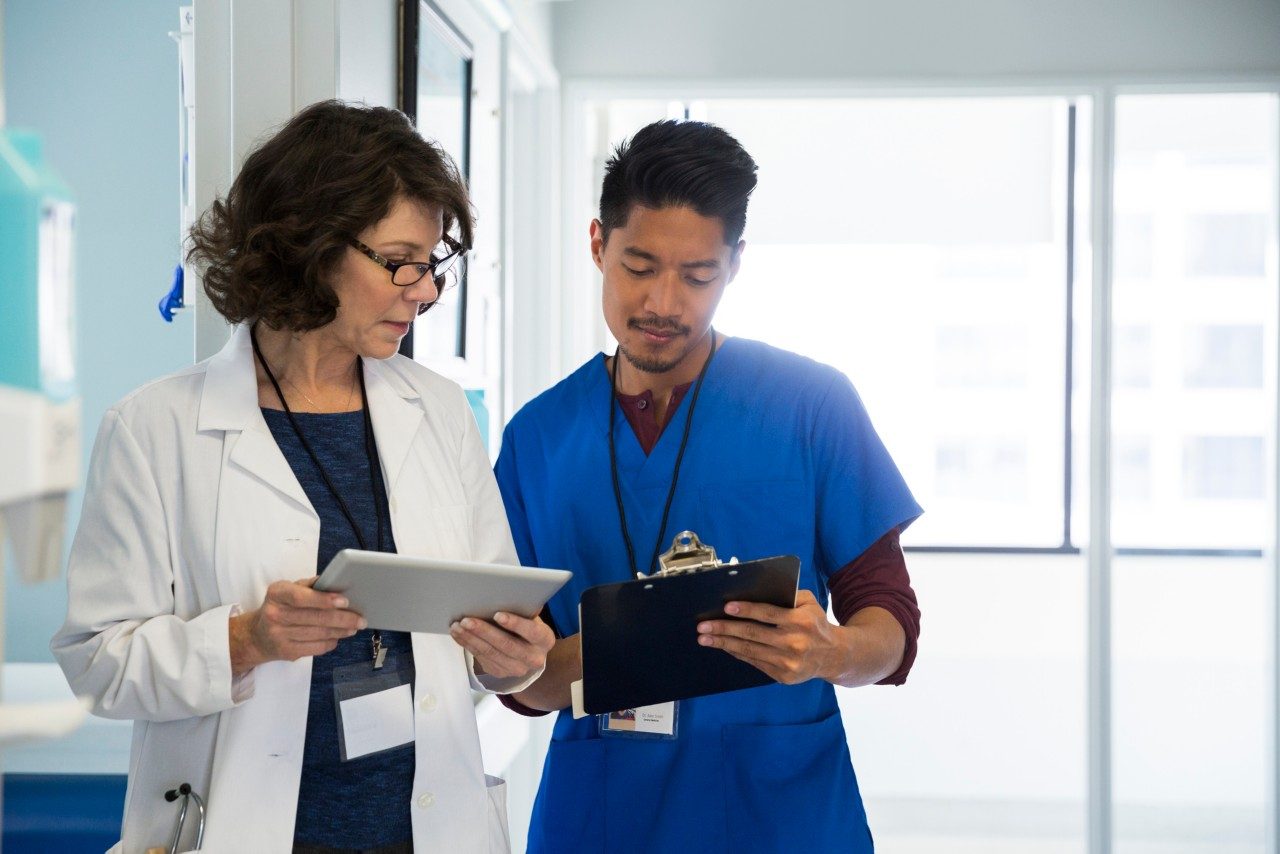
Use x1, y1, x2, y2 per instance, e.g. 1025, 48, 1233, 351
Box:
628, 317, 688, 335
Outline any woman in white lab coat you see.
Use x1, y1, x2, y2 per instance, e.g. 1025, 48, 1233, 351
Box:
51, 101, 552, 853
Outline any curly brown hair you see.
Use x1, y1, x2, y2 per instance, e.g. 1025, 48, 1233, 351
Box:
187, 100, 474, 331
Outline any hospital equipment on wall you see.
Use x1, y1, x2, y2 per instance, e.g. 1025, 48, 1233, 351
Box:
0, 126, 79, 584
159, 5, 195, 323
0, 125, 88, 740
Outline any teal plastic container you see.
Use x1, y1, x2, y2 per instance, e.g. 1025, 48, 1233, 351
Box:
0, 129, 77, 399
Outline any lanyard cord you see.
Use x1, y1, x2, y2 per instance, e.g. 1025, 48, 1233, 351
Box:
608, 329, 717, 579
358, 368, 390, 553
250, 325, 386, 554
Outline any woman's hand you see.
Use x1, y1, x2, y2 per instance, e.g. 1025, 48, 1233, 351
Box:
229, 577, 366, 676
449, 612, 555, 682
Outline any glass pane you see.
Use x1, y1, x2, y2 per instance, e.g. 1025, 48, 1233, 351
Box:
1112, 556, 1270, 853
703, 97, 1073, 548
1111, 92, 1277, 854
842, 553, 1086, 854
1111, 92, 1278, 551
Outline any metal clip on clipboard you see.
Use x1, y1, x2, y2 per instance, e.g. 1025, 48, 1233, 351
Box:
645, 530, 738, 577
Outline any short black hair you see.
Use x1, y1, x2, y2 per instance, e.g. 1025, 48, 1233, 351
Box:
598, 119, 758, 246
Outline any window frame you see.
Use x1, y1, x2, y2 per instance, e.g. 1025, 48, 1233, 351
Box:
398, 0, 474, 361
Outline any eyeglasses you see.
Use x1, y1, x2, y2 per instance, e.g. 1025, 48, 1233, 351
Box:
350, 235, 465, 289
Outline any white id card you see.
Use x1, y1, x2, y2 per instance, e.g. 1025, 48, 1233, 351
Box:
339, 684, 415, 759
333, 658, 416, 761
599, 701, 678, 739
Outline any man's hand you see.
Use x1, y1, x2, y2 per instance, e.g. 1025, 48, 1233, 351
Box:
695, 590, 847, 685
450, 612, 556, 681
229, 577, 365, 676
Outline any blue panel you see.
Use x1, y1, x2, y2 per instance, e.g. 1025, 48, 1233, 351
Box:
2, 774, 126, 853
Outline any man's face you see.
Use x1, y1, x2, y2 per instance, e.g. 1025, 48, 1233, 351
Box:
592, 204, 743, 377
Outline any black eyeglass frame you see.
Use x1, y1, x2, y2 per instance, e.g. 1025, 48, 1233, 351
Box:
349, 235, 465, 290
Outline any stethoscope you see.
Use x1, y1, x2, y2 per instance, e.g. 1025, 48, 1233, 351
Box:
163, 782, 206, 853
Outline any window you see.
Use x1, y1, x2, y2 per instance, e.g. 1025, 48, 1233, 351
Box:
1111, 93, 1277, 551
935, 325, 1030, 388
936, 439, 1029, 501
1111, 94, 1276, 854
1186, 212, 1268, 278
586, 93, 1276, 554
400, 0, 473, 362
1113, 325, 1152, 389
698, 97, 1075, 548
1182, 324, 1264, 388
1183, 436, 1266, 501
1114, 213, 1154, 279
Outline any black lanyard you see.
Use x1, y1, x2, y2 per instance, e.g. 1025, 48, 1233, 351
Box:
250, 325, 389, 554
608, 329, 717, 579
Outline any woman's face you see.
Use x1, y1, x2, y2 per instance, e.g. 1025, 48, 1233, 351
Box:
328, 196, 445, 360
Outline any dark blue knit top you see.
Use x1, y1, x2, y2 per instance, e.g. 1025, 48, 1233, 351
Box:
262, 407, 415, 848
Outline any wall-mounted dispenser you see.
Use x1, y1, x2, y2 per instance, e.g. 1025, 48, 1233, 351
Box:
0, 127, 80, 584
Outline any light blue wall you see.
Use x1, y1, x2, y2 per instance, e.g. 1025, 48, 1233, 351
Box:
4, 0, 190, 661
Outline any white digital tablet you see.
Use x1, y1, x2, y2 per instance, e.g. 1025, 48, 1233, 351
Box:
315, 549, 572, 635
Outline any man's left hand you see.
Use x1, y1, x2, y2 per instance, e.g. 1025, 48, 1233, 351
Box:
696, 590, 846, 685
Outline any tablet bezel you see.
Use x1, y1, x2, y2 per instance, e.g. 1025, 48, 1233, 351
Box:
315, 549, 572, 635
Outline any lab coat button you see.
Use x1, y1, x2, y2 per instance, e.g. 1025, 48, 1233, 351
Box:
417, 792, 435, 809
419, 693, 437, 712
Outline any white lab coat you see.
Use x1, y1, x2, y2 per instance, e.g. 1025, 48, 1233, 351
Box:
53, 324, 526, 853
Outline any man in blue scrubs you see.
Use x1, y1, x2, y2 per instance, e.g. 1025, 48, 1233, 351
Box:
475, 120, 922, 852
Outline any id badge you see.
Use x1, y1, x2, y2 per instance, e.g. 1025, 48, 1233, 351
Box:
599, 701, 679, 740
332, 657, 415, 761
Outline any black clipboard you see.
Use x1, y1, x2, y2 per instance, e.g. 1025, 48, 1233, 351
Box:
578, 555, 800, 715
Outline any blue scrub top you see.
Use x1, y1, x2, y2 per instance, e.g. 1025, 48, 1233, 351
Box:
496, 337, 921, 854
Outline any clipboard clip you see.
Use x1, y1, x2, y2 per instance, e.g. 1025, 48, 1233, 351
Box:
647, 531, 737, 578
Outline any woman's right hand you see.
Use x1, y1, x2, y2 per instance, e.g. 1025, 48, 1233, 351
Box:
229, 577, 366, 676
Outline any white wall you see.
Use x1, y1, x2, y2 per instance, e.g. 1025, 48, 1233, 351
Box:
551, 0, 1280, 82
191, 0, 401, 361
506, 0, 554, 70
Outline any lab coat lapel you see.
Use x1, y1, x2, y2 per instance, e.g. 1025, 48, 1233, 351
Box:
225, 426, 313, 511
363, 358, 425, 498
199, 324, 312, 511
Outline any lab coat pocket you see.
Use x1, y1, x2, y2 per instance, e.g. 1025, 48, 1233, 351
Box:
721, 710, 871, 853
486, 774, 511, 853
528, 738, 605, 854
